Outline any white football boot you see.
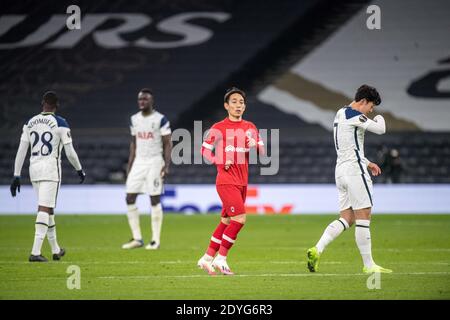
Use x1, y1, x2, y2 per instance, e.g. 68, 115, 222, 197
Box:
197, 255, 216, 275
212, 257, 234, 275
145, 241, 160, 250
121, 239, 144, 249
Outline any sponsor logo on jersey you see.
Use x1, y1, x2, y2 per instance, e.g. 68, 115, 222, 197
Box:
137, 131, 154, 140
225, 145, 234, 152
359, 115, 368, 123
225, 145, 249, 153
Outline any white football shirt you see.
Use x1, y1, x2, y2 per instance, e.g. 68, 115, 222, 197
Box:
20, 112, 73, 182
334, 106, 373, 178
130, 110, 171, 164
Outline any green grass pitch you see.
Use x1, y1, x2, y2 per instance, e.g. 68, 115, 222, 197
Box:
0, 214, 449, 299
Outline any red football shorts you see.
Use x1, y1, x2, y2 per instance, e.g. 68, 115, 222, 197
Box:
216, 184, 247, 217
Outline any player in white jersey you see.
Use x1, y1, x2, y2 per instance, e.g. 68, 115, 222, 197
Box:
122, 88, 172, 250
307, 85, 392, 274
10, 91, 86, 262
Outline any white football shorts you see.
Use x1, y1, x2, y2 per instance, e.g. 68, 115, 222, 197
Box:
32, 181, 60, 208
336, 174, 373, 211
126, 159, 164, 196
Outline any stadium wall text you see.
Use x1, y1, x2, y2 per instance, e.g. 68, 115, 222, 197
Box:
1, 184, 450, 214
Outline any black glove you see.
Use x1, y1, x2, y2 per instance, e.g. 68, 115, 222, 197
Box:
77, 170, 86, 184
10, 176, 21, 197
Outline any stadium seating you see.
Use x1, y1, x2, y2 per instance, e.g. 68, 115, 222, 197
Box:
2, 132, 449, 185
0, 0, 318, 135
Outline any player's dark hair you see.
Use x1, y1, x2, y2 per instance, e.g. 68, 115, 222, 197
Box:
355, 85, 381, 105
139, 88, 153, 96
224, 87, 246, 103
42, 91, 59, 107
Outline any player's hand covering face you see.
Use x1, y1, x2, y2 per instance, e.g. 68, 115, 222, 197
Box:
225, 93, 246, 119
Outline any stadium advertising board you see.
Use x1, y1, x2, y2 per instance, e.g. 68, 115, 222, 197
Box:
2, 184, 449, 214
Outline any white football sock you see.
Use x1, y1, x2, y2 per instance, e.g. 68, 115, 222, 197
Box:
316, 218, 349, 253
47, 215, 61, 254
355, 219, 375, 268
127, 204, 142, 241
31, 211, 49, 256
151, 203, 163, 243
215, 254, 227, 261
202, 254, 214, 261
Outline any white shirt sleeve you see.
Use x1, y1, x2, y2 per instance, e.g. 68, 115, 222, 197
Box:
59, 127, 73, 145
130, 117, 136, 136
160, 116, 171, 136
63, 142, 82, 171
349, 114, 371, 130
13, 139, 29, 177
20, 124, 29, 143
365, 115, 386, 135
349, 114, 386, 134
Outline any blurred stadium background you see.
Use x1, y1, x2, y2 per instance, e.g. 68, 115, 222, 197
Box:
1, 0, 450, 214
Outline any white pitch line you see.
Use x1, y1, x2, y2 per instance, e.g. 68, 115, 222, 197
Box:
381, 248, 450, 252
97, 271, 450, 280
3, 272, 449, 282
0, 260, 341, 265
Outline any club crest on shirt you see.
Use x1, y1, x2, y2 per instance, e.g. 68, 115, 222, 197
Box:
359, 115, 368, 123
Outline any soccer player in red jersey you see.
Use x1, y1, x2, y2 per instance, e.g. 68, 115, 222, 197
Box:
197, 87, 265, 275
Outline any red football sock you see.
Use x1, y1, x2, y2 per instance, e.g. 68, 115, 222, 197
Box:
206, 222, 228, 257
218, 220, 244, 256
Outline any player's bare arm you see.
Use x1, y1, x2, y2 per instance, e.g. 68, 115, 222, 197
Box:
126, 136, 136, 177
161, 133, 172, 177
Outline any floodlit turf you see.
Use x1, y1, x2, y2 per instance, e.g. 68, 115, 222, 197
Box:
0, 214, 449, 300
